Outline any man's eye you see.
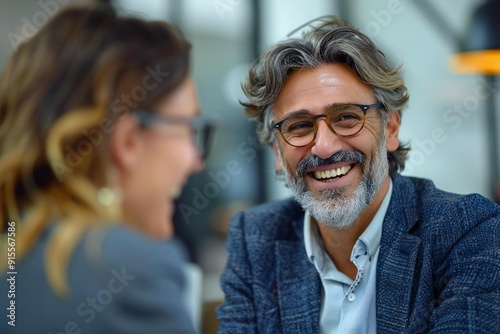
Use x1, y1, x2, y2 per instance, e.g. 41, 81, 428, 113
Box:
332, 112, 361, 123
286, 121, 314, 132
339, 113, 360, 121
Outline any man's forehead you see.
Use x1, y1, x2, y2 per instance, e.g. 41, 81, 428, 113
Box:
273, 64, 373, 117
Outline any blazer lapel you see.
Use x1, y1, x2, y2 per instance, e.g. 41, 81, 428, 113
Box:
377, 175, 421, 333
275, 216, 321, 333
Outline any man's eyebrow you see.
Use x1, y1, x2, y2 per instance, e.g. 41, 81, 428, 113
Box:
324, 102, 354, 111
284, 109, 312, 118
278, 102, 358, 120
274, 109, 312, 122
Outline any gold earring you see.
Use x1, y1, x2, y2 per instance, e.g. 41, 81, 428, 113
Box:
97, 187, 122, 218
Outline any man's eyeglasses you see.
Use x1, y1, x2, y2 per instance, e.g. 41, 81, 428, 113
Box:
133, 109, 214, 160
271, 102, 382, 147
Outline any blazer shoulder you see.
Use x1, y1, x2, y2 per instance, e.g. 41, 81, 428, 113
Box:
394, 174, 499, 220
412, 177, 497, 223
392, 174, 499, 240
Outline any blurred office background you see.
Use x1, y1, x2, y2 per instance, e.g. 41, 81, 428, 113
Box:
1, 0, 499, 329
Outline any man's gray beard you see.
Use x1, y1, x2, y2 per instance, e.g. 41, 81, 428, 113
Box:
277, 138, 389, 230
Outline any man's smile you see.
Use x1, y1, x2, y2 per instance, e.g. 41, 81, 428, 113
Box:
310, 164, 353, 181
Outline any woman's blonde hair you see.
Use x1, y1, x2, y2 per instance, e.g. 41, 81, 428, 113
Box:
0, 4, 191, 296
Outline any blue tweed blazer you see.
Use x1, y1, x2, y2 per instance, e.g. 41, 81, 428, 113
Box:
217, 174, 500, 333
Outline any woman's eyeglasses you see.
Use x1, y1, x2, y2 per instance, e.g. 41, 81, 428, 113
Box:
133, 109, 215, 160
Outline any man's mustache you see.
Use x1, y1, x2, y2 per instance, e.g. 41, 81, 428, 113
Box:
296, 150, 365, 177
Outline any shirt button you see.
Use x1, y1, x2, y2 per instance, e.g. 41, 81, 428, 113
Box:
347, 293, 356, 302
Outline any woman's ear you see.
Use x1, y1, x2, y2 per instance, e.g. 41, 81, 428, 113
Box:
109, 114, 142, 172
385, 111, 400, 152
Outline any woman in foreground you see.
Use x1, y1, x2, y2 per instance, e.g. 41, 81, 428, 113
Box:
0, 4, 212, 333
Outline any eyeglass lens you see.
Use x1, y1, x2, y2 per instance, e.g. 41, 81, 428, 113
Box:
193, 123, 214, 160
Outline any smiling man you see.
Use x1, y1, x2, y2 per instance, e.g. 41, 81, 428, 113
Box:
216, 16, 500, 334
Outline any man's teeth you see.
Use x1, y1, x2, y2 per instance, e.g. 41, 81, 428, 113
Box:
313, 165, 352, 180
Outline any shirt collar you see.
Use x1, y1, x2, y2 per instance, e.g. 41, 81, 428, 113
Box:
304, 179, 393, 265
304, 209, 318, 265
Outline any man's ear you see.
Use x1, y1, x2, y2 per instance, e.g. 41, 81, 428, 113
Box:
385, 111, 400, 152
272, 142, 283, 173
109, 115, 142, 172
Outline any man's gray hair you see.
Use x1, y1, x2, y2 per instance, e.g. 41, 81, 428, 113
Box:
241, 16, 410, 174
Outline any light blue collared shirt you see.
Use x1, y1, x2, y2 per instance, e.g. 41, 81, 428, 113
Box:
304, 180, 393, 334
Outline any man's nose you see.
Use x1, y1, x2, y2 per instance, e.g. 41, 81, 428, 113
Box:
310, 119, 342, 159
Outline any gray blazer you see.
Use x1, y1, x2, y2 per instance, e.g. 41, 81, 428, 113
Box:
1, 226, 196, 333
217, 174, 500, 333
